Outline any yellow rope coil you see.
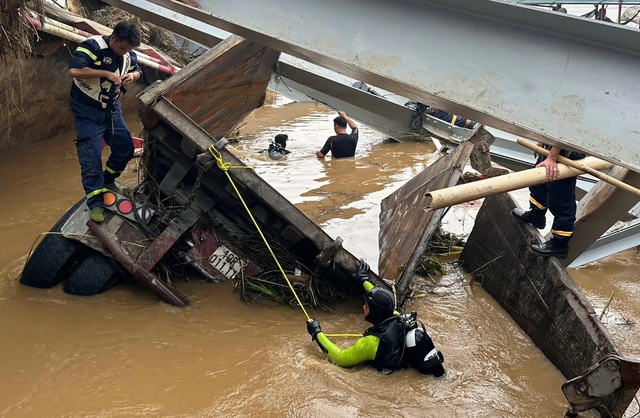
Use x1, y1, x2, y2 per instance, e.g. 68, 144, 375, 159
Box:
208, 145, 312, 321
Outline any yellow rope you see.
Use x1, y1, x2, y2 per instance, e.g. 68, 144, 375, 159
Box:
208, 145, 312, 321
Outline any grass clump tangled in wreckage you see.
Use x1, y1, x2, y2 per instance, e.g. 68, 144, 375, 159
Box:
0, 0, 43, 58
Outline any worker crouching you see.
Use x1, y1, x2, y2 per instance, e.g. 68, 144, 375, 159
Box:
306, 260, 445, 377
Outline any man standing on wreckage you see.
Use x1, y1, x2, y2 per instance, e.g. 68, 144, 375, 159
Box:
305, 260, 446, 376
68, 21, 142, 223
511, 144, 585, 259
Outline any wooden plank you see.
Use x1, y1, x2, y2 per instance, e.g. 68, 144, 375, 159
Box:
459, 193, 617, 379
378, 141, 474, 299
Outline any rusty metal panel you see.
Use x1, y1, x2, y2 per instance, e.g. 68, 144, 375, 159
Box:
459, 193, 618, 377
378, 142, 474, 299
136, 209, 199, 271
562, 354, 640, 418
139, 35, 280, 139
459, 193, 640, 415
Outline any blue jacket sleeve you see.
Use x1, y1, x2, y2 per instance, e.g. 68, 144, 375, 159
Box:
128, 51, 143, 76
69, 39, 100, 70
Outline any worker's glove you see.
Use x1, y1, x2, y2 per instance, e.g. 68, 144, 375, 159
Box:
306, 318, 322, 341
351, 258, 370, 286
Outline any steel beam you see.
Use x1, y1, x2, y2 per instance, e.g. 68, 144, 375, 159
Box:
106, 0, 640, 172
570, 218, 640, 268
102, 0, 640, 267
564, 170, 640, 266
100, 0, 630, 188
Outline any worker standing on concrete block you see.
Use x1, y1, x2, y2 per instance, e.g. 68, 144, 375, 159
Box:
316, 110, 359, 159
68, 21, 143, 223
511, 144, 585, 259
306, 259, 445, 376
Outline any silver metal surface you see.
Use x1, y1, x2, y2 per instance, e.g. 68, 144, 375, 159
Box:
569, 218, 640, 268
106, 0, 640, 172
102, 0, 640, 266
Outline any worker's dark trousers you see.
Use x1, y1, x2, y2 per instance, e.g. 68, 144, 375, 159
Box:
432, 109, 471, 128
528, 156, 577, 245
70, 98, 134, 209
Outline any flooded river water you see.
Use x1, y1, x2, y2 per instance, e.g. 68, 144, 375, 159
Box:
1, 96, 640, 418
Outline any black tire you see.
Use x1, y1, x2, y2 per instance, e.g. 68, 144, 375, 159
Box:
63, 252, 120, 296
20, 199, 86, 288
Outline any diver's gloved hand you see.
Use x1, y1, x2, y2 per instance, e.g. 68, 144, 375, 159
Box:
352, 258, 370, 286
306, 318, 322, 341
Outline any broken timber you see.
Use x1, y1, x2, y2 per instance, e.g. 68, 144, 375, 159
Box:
459, 193, 640, 417
378, 141, 474, 301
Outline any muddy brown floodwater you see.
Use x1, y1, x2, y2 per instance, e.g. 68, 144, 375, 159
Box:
1, 97, 640, 418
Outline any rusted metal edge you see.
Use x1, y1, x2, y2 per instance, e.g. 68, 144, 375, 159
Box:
562, 354, 640, 417
459, 193, 640, 417
136, 208, 199, 271
378, 142, 474, 301
137, 35, 246, 108
87, 220, 190, 307
314, 236, 343, 267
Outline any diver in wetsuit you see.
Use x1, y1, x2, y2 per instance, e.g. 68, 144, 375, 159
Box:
260, 133, 291, 160
306, 260, 445, 376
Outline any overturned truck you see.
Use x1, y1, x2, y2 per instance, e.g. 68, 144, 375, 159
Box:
19, 35, 387, 309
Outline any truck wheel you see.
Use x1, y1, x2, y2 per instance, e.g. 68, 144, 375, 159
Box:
63, 252, 120, 296
20, 199, 86, 289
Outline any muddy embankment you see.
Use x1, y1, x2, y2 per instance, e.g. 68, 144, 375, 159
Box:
0, 32, 145, 156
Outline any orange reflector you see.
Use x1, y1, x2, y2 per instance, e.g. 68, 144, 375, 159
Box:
103, 192, 117, 206
117, 199, 133, 214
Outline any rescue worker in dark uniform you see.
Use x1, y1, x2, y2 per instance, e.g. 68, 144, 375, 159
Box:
306, 260, 445, 376
68, 21, 143, 223
511, 144, 585, 259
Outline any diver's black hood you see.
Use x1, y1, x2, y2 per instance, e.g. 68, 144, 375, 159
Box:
364, 287, 395, 325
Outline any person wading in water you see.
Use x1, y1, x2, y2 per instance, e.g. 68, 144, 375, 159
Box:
306, 260, 446, 376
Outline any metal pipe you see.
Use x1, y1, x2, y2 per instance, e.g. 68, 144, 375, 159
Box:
425, 157, 613, 210
87, 220, 190, 307
517, 139, 640, 197
26, 16, 178, 74
39, 15, 181, 70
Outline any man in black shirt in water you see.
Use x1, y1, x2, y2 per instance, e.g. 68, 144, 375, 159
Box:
316, 110, 359, 159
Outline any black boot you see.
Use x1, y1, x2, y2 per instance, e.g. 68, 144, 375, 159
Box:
511, 208, 546, 229
531, 237, 569, 259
